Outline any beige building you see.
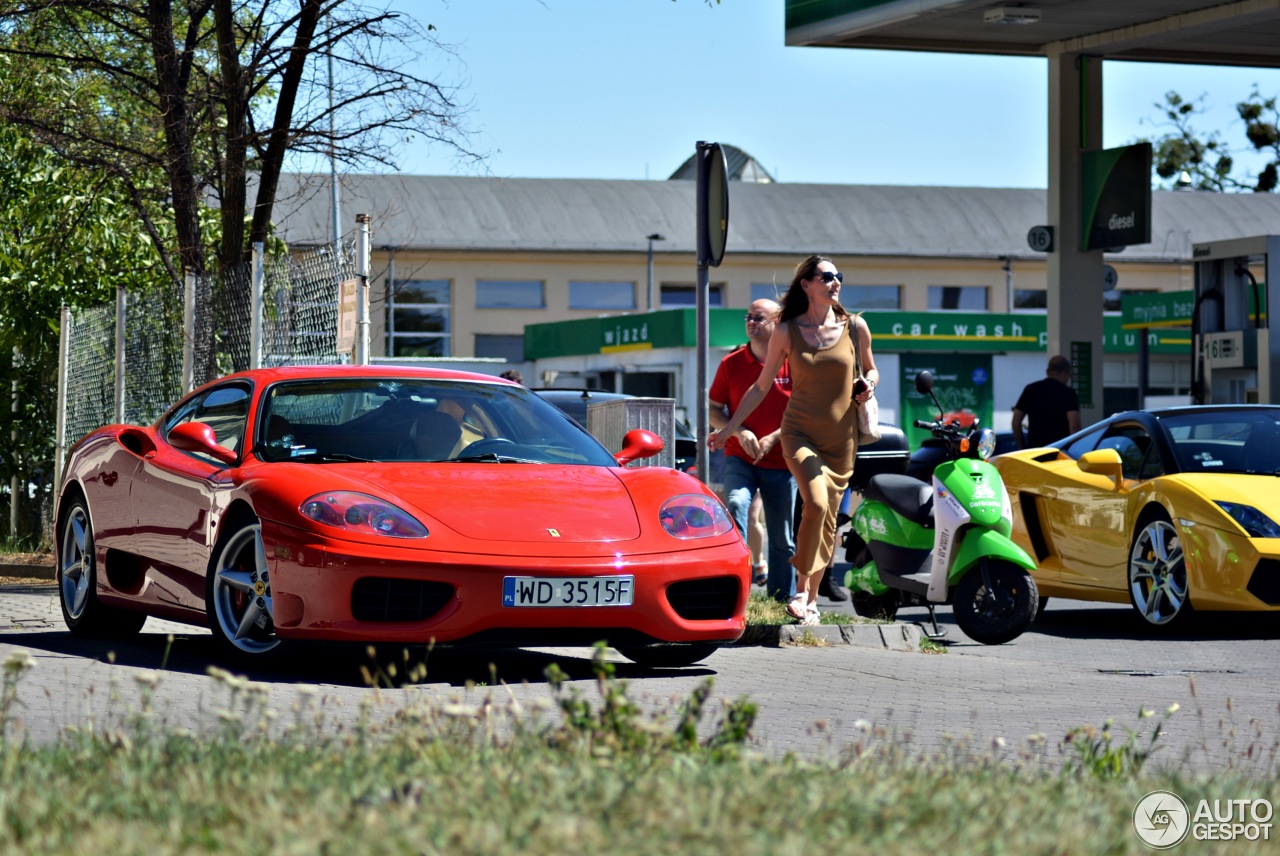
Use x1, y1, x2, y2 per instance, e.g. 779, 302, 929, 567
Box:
271, 170, 1280, 417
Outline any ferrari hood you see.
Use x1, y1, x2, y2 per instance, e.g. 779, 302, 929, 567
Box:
328, 464, 641, 543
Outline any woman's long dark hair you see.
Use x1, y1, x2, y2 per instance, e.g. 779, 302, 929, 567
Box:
779, 254, 849, 322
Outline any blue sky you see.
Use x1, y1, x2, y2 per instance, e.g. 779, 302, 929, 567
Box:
388, 1, 1280, 189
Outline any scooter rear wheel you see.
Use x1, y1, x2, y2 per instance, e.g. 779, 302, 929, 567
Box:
953, 560, 1038, 645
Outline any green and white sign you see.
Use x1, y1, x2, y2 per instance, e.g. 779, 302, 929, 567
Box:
525, 308, 1193, 360
1122, 290, 1194, 329
900, 355, 994, 449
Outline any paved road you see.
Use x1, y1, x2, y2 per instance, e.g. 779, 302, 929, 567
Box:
1, 581, 1277, 772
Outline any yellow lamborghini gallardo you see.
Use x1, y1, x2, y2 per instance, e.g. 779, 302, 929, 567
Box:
993, 405, 1280, 628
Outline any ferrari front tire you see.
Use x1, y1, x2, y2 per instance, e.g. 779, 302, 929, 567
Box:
57, 498, 146, 638
1128, 508, 1192, 628
206, 517, 281, 658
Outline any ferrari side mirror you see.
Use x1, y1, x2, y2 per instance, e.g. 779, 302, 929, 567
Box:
615, 428, 664, 466
169, 421, 239, 465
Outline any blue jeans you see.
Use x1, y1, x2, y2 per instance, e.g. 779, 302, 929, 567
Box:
722, 454, 796, 601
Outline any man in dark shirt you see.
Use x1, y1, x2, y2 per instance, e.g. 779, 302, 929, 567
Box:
1012, 355, 1082, 448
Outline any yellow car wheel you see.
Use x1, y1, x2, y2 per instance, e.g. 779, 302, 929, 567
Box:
1128, 508, 1192, 628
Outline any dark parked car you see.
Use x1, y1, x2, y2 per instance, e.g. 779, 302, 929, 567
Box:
534, 389, 697, 472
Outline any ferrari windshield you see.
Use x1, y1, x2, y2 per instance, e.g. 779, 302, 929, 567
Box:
1162, 409, 1280, 475
256, 378, 620, 466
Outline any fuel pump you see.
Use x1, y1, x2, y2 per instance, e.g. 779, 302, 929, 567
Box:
1191, 235, 1278, 404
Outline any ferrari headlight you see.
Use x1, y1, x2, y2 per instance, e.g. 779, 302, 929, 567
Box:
659, 494, 734, 540
1215, 502, 1280, 538
300, 491, 428, 538
976, 428, 996, 460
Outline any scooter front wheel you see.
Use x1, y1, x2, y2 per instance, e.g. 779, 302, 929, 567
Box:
953, 560, 1038, 645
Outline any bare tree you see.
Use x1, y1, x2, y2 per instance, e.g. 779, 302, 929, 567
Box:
0, 0, 478, 280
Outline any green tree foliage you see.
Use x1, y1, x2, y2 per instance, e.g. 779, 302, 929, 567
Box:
0, 2, 479, 538
0, 75, 170, 538
0, 1, 478, 278
1146, 89, 1280, 192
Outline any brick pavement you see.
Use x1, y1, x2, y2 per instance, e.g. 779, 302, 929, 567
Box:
1, 582, 1276, 773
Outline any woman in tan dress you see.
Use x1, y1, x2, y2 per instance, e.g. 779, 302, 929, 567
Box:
709, 255, 879, 625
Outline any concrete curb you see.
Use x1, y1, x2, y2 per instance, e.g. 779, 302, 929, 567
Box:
737, 621, 925, 651
0, 563, 54, 581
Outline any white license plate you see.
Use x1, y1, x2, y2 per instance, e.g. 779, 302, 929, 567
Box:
502, 575, 634, 607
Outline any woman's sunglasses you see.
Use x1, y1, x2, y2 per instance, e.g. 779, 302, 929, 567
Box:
816, 271, 843, 284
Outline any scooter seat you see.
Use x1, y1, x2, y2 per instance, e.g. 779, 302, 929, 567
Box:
863, 474, 934, 527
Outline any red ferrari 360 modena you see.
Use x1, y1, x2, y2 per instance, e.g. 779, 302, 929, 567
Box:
56, 366, 749, 667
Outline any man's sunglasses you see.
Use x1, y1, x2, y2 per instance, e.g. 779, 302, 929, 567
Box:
744, 313, 771, 323
816, 271, 843, 283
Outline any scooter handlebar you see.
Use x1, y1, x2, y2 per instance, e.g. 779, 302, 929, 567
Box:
915, 419, 969, 441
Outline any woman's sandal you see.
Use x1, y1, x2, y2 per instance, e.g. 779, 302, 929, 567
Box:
800, 603, 821, 627
752, 564, 768, 587
786, 593, 808, 620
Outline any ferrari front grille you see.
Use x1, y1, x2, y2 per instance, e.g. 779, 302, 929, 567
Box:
1246, 559, 1280, 606
351, 577, 455, 622
666, 576, 740, 621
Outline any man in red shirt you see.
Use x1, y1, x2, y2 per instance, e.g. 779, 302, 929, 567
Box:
709, 299, 796, 602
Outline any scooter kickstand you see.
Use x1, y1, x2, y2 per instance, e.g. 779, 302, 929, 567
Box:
923, 605, 948, 640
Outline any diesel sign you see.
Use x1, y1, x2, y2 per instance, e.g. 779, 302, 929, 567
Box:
1082, 143, 1152, 251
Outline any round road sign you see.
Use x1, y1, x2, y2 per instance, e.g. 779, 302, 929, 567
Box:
1027, 225, 1054, 253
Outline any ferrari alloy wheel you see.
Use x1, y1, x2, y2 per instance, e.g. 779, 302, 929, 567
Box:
616, 643, 718, 668
57, 499, 146, 637
1129, 511, 1191, 627
59, 504, 93, 622
207, 519, 280, 656
952, 560, 1039, 645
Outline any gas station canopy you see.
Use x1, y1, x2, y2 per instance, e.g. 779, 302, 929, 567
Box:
785, 0, 1280, 68
786, 0, 1280, 414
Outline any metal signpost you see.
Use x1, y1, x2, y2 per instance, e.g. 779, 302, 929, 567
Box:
694, 141, 728, 483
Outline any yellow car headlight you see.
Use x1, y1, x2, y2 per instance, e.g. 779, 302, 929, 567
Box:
1215, 502, 1280, 538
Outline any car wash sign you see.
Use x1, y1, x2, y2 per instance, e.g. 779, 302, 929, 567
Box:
1081, 143, 1152, 251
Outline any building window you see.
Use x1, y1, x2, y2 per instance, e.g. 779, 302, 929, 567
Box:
475, 334, 525, 361
569, 281, 636, 310
751, 283, 786, 303
388, 279, 450, 357
842, 285, 900, 310
928, 285, 988, 311
1014, 289, 1046, 310
477, 280, 544, 309
660, 283, 723, 307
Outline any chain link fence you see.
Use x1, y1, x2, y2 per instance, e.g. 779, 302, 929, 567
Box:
58, 241, 357, 464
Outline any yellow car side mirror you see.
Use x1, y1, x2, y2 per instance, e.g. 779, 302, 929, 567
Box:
1078, 447, 1124, 490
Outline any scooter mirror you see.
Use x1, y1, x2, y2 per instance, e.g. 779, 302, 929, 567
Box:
914, 371, 935, 394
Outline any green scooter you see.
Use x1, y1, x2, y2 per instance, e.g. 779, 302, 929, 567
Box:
844, 371, 1039, 644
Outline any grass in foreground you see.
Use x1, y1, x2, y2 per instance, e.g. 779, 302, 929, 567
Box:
0, 650, 1276, 855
